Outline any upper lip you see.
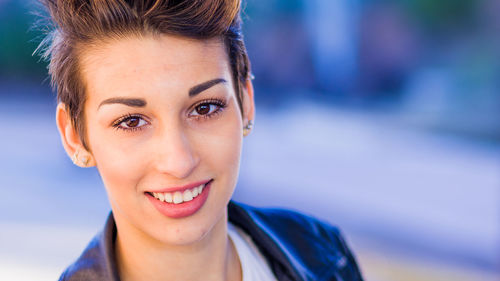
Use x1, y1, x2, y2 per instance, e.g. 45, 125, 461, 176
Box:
148, 179, 212, 193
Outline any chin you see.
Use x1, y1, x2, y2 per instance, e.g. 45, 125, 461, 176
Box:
146, 197, 230, 247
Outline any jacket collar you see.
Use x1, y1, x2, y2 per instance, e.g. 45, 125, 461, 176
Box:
60, 213, 120, 281
228, 201, 306, 281
228, 201, 361, 281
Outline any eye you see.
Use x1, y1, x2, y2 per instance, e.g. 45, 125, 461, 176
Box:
189, 99, 226, 118
113, 114, 148, 131
192, 104, 217, 116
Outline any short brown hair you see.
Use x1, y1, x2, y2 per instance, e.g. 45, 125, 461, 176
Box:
37, 0, 250, 149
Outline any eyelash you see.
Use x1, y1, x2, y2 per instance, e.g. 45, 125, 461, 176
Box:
112, 113, 149, 132
111, 98, 227, 132
190, 98, 227, 120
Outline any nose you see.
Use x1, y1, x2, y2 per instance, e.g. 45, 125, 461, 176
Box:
153, 125, 200, 179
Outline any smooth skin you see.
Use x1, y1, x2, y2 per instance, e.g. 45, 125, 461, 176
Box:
56, 34, 255, 281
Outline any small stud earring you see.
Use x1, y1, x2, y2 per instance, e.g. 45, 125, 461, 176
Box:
72, 150, 91, 167
243, 120, 254, 137
80, 154, 90, 167
71, 151, 79, 165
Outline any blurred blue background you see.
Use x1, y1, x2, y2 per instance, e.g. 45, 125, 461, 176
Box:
0, 0, 499, 280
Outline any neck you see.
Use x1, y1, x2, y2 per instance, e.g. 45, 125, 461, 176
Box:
115, 212, 241, 281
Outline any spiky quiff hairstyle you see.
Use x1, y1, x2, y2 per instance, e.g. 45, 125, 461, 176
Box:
37, 0, 251, 149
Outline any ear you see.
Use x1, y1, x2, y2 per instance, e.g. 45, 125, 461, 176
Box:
241, 78, 255, 127
56, 103, 95, 168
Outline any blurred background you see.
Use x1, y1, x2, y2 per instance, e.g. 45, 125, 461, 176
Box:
0, 0, 499, 280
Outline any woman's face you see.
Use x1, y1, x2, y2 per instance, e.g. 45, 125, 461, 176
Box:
74, 34, 253, 245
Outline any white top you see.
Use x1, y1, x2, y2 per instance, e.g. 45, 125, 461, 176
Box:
227, 222, 278, 281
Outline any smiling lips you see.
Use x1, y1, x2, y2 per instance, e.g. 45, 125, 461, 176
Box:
146, 179, 212, 218
151, 183, 206, 204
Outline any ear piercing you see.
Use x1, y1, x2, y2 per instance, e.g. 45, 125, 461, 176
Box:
71, 151, 78, 164
72, 150, 90, 167
243, 120, 254, 137
80, 154, 90, 166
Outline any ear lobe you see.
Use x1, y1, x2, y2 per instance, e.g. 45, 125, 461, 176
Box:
56, 103, 95, 167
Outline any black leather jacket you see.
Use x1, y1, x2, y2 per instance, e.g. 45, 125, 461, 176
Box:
59, 201, 364, 281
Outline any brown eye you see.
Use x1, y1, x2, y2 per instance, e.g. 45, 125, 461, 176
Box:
189, 99, 226, 119
195, 104, 211, 115
125, 117, 140, 127
114, 115, 148, 131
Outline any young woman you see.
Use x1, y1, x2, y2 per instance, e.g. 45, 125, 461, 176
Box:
38, 0, 363, 280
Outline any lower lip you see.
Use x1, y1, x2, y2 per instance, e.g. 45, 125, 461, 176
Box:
146, 181, 211, 219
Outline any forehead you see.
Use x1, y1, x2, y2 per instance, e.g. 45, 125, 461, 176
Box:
79, 34, 231, 102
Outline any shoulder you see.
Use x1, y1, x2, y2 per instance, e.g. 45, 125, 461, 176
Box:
59, 213, 119, 281
228, 201, 364, 281
58, 235, 104, 281
233, 202, 353, 259
243, 203, 343, 242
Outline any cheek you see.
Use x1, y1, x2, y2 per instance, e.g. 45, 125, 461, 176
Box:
98, 148, 146, 187
87, 127, 148, 194
196, 115, 243, 178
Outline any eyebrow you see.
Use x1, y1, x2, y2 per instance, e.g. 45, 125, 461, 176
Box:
98, 97, 147, 109
189, 78, 227, 97
98, 78, 227, 109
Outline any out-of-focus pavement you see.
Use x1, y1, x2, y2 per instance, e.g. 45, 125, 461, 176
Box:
1, 93, 499, 281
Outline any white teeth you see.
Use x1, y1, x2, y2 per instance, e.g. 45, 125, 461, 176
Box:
183, 190, 193, 202
151, 182, 208, 204
164, 192, 173, 203
158, 193, 165, 202
173, 191, 183, 204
